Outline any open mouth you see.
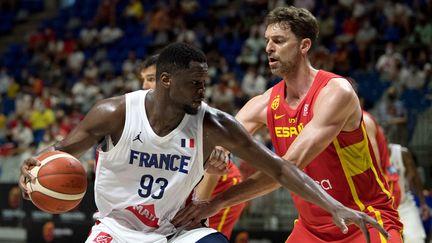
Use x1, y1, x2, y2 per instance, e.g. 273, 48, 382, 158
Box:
268, 57, 278, 65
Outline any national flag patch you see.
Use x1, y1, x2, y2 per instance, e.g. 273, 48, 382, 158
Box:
181, 138, 194, 148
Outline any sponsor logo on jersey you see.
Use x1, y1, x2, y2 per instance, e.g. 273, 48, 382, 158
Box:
315, 179, 333, 190
271, 95, 280, 110
126, 204, 160, 228
129, 150, 190, 174
93, 232, 113, 243
303, 104, 309, 116
274, 114, 285, 120
274, 123, 304, 138
133, 131, 143, 143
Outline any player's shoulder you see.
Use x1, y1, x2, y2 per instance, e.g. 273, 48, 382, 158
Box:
90, 95, 126, 118
322, 77, 357, 101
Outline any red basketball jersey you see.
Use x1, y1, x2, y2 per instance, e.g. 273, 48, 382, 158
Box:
363, 111, 401, 208
267, 70, 402, 241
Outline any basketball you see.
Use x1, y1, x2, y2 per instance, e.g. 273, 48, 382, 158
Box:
26, 151, 87, 214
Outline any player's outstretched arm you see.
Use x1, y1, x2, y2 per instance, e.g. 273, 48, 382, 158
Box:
19, 96, 125, 200
173, 107, 388, 242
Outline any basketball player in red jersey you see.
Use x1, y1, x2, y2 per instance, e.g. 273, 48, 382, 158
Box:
140, 55, 246, 239
173, 7, 403, 242
363, 111, 401, 208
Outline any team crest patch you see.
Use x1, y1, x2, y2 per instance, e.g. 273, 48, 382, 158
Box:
271, 95, 280, 110
93, 232, 113, 243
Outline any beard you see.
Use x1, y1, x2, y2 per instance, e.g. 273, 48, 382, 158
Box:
270, 58, 299, 77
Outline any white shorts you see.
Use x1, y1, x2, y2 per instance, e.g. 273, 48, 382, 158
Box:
86, 218, 218, 243
398, 198, 426, 243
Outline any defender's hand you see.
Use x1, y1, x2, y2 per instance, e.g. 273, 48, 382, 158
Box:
204, 146, 229, 175
19, 157, 40, 200
332, 206, 389, 243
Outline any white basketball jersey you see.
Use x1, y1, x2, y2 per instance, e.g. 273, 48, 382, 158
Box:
94, 90, 206, 235
389, 143, 412, 203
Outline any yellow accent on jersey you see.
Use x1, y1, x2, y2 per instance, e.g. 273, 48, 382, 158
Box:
216, 177, 239, 231
367, 206, 387, 243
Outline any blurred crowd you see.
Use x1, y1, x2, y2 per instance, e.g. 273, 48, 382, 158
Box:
0, 0, 431, 173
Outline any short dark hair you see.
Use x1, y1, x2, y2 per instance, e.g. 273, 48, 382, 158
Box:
156, 42, 207, 78
265, 6, 318, 45
137, 54, 159, 78
142, 54, 159, 68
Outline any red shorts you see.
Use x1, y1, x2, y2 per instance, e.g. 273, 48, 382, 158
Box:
209, 162, 246, 239
286, 219, 402, 243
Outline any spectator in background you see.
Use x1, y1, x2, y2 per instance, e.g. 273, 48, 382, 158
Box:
211, 74, 235, 114
123, 0, 144, 21
29, 99, 55, 145
99, 22, 124, 44
94, 0, 116, 26
355, 20, 377, 68
79, 21, 99, 48
0, 113, 6, 144
71, 77, 103, 113
377, 86, 408, 145
67, 45, 85, 74
83, 59, 99, 80
11, 116, 33, 152
122, 50, 139, 75
241, 65, 267, 98
0, 67, 12, 97
376, 42, 403, 81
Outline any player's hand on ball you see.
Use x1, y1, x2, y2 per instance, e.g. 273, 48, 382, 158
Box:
19, 157, 41, 200
204, 146, 229, 175
332, 206, 388, 243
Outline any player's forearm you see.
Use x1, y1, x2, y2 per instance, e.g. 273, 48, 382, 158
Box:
195, 173, 220, 200
210, 171, 280, 209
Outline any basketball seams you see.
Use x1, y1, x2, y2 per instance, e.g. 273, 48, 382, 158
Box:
38, 153, 80, 166
28, 178, 86, 200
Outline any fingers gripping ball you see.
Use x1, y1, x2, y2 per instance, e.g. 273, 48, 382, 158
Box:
26, 151, 87, 214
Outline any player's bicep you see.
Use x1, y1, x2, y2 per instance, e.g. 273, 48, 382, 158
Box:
235, 92, 270, 135
285, 81, 360, 168
57, 97, 125, 157
311, 81, 359, 140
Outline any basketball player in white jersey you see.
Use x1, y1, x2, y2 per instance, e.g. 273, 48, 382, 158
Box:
19, 43, 388, 243
389, 143, 430, 243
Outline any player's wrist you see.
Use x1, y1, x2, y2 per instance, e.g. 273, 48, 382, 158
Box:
209, 195, 227, 210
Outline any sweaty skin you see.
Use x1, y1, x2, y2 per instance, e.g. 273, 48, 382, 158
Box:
20, 54, 387, 243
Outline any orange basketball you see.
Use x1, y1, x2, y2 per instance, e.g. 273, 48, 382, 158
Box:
26, 151, 87, 214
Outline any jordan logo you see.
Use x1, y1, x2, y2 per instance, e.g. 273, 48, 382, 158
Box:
133, 132, 143, 143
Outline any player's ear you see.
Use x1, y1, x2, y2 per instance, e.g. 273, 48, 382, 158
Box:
160, 72, 171, 88
300, 38, 311, 54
